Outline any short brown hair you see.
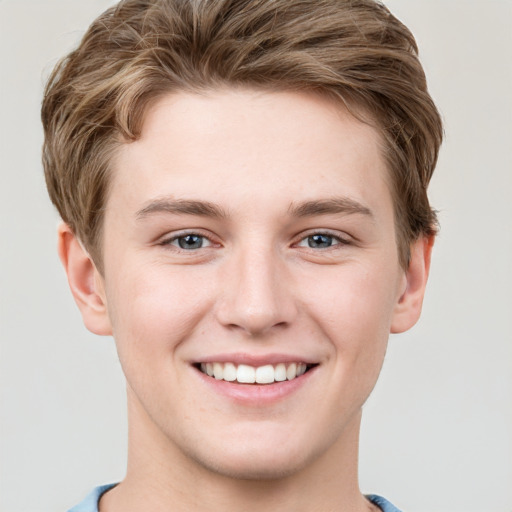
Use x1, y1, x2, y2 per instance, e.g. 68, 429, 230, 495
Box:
42, 0, 443, 270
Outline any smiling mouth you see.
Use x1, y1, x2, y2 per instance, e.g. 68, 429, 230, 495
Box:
196, 362, 316, 384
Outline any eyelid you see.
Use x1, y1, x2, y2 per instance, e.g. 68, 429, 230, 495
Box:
155, 228, 353, 251
170, 235, 212, 249
294, 229, 353, 247
158, 229, 220, 249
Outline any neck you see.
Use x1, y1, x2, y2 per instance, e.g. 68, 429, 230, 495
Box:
100, 388, 373, 512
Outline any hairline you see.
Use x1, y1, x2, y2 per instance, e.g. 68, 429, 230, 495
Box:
89, 85, 408, 274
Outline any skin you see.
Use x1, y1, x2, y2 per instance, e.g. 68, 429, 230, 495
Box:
59, 89, 432, 512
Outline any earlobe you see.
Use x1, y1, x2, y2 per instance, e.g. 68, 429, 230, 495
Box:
57, 223, 112, 336
390, 236, 434, 334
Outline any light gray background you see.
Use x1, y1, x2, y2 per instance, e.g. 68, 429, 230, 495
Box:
1, 1, 511, 511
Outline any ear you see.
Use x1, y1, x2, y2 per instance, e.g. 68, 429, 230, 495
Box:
390, 235, 434, 334
57, 223, 112, 336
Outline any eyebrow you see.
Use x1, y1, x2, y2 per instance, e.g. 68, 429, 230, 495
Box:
136, 198, 228, 220
135, 196, 373, 221
288, 197, 373, 219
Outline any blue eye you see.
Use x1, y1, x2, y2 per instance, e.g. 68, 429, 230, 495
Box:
297, 233, 346, 249
169, 234, 211, 250
307, 234, 335, 248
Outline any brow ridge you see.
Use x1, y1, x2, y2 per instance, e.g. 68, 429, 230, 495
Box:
136, 196, 372, 220
136, 198, 228, 219
288, 197, 373, 218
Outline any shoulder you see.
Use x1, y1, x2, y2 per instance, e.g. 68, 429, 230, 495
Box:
67, 484, 117, 512
366, 494, 403, 512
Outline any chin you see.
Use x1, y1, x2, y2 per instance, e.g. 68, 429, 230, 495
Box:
168, 405, 360, 482
180, 428, 322, 481
192, 449, 311, 481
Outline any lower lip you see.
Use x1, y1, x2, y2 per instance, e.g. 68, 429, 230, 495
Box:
194, 366, 317, 406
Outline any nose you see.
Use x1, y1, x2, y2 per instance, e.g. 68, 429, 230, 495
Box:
215, 246, 297, 337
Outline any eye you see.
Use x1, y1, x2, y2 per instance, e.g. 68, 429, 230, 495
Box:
166, 233, 212, 250
297, 233, 347, 249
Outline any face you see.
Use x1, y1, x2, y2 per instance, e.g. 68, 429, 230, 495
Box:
82, 89, 426, 479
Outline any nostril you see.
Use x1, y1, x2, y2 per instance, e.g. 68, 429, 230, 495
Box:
214, 267, 298, 336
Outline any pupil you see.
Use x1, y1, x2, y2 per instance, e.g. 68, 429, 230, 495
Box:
179, 235, 203, 249
309, 234, 332, 248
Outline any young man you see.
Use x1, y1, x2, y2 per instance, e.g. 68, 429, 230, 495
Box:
41, 0, 442, 510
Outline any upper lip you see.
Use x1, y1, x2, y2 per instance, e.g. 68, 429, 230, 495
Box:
193, 353, 319, 366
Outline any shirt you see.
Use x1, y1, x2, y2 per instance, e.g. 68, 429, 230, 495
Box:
68, 484, 403, 512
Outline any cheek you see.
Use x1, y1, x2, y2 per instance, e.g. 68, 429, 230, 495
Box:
302, 261, 401, 379
307, 261, 400, 332
105, 264, 216, 368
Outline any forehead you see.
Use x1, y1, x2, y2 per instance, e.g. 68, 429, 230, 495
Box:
108, 88, 392, 220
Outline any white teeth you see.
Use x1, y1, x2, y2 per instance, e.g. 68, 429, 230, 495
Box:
223, 362, 237, 382
213, 362, 224, 380
286, 363, 297, 380
237, 364, 256, 383
199, 362, 311, 384
255, 365, 274, 384
274, 363, 287, 381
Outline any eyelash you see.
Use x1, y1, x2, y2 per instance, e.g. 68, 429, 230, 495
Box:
295, 231, 351, 250
159, 230, 351, 252
159, 231, 216, 251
